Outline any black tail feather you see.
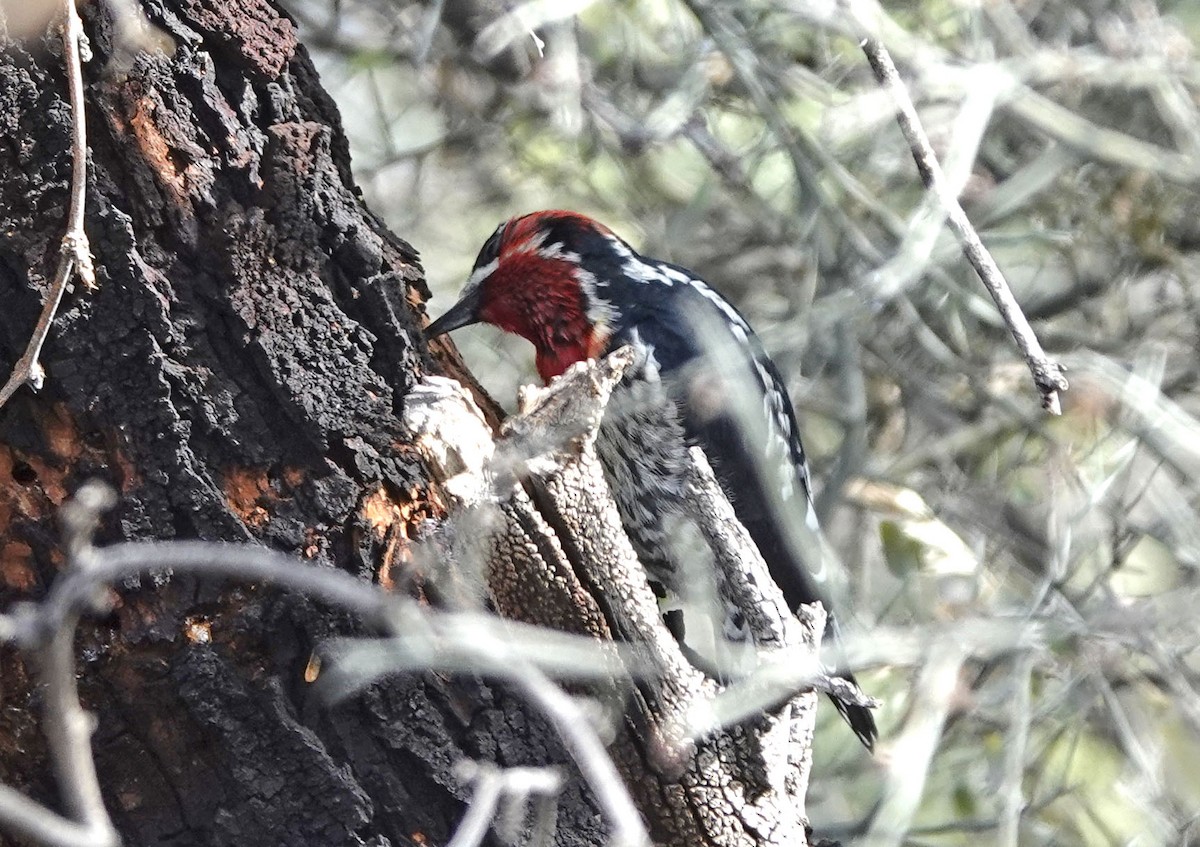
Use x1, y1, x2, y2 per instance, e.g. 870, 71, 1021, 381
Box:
828, 672, 878, 751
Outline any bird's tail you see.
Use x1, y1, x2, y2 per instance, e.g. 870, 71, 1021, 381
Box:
828, 673, 878, 751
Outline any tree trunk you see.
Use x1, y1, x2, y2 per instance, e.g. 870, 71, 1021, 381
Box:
0, 2, 818, 845
0, 1, 572, 844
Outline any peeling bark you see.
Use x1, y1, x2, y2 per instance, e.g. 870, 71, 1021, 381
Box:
404, 357, 817, 846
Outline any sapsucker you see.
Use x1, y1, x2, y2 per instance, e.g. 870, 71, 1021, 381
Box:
426, 210, 877, 749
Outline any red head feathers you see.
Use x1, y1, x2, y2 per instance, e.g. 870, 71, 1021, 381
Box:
425, 211, 619, 381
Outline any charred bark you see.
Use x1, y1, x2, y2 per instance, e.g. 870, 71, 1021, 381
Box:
0, 1, 586, 845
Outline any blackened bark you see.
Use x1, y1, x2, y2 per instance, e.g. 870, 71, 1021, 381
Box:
0, 1, 596, 845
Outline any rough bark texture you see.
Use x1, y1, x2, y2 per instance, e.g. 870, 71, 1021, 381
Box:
0, 2, 594, 845
0, 3, 818, 846
404, 360, 817, 847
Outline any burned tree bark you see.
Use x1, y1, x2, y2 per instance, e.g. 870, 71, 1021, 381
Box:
0, 2, 821, 846
0, 1, 575, 844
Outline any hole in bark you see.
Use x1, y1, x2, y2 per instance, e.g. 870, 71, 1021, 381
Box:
167, 147, 191, 176
11, 461, 37, 484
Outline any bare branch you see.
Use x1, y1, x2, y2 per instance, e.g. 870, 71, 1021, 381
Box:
511, 671, 649, 847
446, 768, 503, 847
1005, 87, 1200, 184
998, 653, 1035, 847
43, 540, 395, 633
0, 0, 95, 411
0, 480, 120, 847
449, 760, 564, 847
683, 610, 1061, 743
36, 626, 116, 844
858, 36, 1069, 414
472, 0, 598, 61
0, 783, 114, 847
866, 643, 967, 846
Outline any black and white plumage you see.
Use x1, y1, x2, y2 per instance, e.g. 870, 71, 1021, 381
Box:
426, 210, 877, 750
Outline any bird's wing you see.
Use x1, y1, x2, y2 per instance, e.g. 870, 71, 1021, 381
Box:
615, 271, 878, 749
614, 272, 830, 612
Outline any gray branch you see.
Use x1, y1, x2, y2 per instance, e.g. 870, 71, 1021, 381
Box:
858, 35, 1069, 413
0, 0, 95, 411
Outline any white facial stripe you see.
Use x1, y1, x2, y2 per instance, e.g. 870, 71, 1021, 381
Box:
575, 267, 618, 327
538, 241, 581, 263
465, 256, 499, 292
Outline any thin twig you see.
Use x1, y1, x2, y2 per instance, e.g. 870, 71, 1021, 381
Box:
448, 762, 563, 847
446, 767, 504, 847
680, 614, 1044, 741
42, 541, 394, 635
0, 0, 94, 412
865, 643, 967, 847
0, 782, 113, 847
684, 0, 1009, 335
413, 0, 447, 66
4, 484, 120, 847
5, 485, 650, 847
859, 37, 1069, 414
510, 671, 649, 847
60, 0, 90, 252
0, 8, 111, 839
471, 0, 598, 61
998, 652, 1034, 847
36, 626, 117, 845
681, 0, 827, 224
816, 320, 868, 521
1005, 86, 1200, 183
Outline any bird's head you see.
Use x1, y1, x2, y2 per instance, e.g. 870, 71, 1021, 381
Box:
425, 210, 626, 382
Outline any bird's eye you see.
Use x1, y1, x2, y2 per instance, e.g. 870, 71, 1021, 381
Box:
475, 223, 506, 267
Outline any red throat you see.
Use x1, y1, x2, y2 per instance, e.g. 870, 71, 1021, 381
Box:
532, 327, 610, 382
478, 255, 610, 383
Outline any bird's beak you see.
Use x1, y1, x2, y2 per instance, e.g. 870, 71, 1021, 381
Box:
425, 288, 483, 338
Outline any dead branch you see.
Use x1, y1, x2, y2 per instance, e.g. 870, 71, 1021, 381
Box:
405, 350, 827, 845
858, 36, 1069, 414
0, 0, 95, 411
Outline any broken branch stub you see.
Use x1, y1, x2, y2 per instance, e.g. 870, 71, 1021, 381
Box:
405, 348, 821, 846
